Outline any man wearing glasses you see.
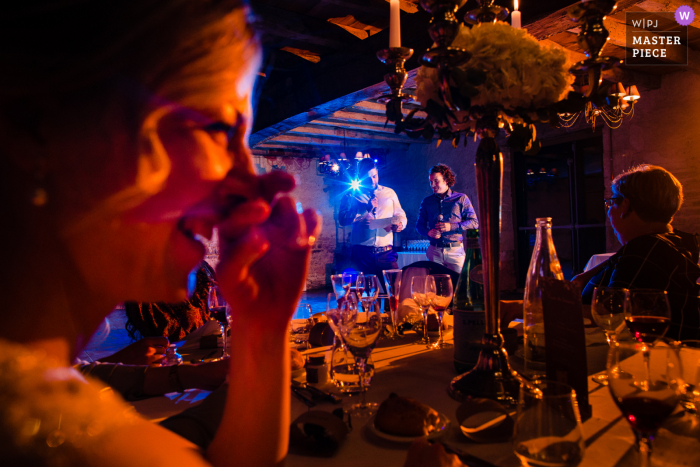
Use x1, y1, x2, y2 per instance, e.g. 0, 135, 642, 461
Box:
572, 165, 700, 341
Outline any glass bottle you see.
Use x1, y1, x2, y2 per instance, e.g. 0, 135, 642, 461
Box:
523, 217, 564, 378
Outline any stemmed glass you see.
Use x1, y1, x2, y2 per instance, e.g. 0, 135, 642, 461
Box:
331, 274, 347, 300
382, 269, 402, 340
624, 289, 671, 343
678, 341, 700, 414
362, 274, 380, 311
513, 380, 585, 467
411, 276, 435, 346
207, 285, 229, 357
333, 295, 383, 417
607, 339, 684, 467
356, 273, 366, 299
290, 303, 313, 347
429, 274, 453, 349
590, 287, 629, 385
342, 272, 355, 299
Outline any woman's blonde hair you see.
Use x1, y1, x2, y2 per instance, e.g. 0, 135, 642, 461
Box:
612, 164, 683, 224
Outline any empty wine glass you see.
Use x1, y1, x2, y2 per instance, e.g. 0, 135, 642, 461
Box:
590, 287, 629, 385
513, 380, 585, 467
678, 341, 700, 415
331, 274, 347, 299
207, 285, 229, 356
341, 298, 383, 417
356, 273, 366, 298
382, 269, 402, 340
625, 289, 671, 343
429, 274, 453, 349
411, 276, 435, 346
290, 303, 313, 346
607, 339, 684, 467
342, 272, 354, 297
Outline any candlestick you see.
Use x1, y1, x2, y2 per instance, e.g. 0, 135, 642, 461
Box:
511, 0, 521, 28
390, 0, 401, 48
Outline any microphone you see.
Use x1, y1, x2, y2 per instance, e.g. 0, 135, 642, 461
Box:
436, 214, 443, 239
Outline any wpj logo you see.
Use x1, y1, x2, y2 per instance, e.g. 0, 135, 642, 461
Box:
625, 11, 688, 66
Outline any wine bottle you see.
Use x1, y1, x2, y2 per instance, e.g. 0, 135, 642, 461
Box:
523, 218, 564, 378
453, 228, 484, 373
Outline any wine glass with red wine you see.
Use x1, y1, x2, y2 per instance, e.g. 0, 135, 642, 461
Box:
382, 269, 402, 340
624, 289, 671, 343
607, 339, 684, 467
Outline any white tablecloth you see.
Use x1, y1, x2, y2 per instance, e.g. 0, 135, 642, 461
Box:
583, 253, 615, 272
397, 252, 427, 269
129, 328, 700, 467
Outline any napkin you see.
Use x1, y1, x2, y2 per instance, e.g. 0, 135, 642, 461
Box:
178, 320, 222, 351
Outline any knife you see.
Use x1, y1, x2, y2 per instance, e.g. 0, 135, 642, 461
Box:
291, 386, 317, 407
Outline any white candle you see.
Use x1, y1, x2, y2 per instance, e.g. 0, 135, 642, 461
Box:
390, 0, 401, 48
511, 0, 521, 29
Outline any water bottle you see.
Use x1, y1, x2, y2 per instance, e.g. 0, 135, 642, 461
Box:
161, 344, 183, 366
523, 217, 564, 378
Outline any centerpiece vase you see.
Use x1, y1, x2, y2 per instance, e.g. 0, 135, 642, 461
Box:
449, 133, 521, 405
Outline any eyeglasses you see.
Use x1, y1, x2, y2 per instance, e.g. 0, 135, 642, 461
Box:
604, 197, 623, 209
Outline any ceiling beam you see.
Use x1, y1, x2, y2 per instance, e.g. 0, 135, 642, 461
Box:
525, 0, 644, 40
257, 134, 411, 151
287, 123, 430, 143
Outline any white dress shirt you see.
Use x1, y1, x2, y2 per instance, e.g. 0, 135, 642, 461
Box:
349, 186, 407, 247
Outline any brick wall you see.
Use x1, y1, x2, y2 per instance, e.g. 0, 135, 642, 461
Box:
602, 70, 700, 251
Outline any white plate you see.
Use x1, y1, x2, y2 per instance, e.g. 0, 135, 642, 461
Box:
368, 412, 450, 443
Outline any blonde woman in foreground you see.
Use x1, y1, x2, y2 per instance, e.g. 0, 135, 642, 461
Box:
0, 1, 461, 466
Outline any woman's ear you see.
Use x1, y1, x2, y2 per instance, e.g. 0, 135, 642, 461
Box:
136, 105, 176, 197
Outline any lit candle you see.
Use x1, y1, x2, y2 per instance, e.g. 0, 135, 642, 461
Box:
511, 0, 521, 29
390, 0, 401, 48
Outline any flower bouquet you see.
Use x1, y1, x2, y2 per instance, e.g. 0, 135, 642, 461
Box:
401, 22, 576, 152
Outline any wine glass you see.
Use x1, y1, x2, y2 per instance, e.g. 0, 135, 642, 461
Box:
513, 380, 585, 467
624, 289, 671, 343
207, 285, 229, 357
342, 272, 355, 298
362, 274, 379, 311
607, 339, 684, 467
290, 303, 313, 347
331, 274, 346, 299
356, 273, 366, 298
678, 341, 700, 415
428, 274, 453, 349
590, 287, 629, 385
411, 276, 435, 346
382, 269, 402, 340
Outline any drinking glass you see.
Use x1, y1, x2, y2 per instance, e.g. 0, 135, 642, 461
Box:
336, 298, 383, 417
382, 269, 402, 340
356, 273, 366, 299
207, 285, 229, 356
342, 272, 354, 298
678, 340, 700, 414
290, 303, 313, 346
331, 274, 347, 299
624, 289, 671, 343
607, 339, 684, 467
590, 287, 629, 384
429, 274, 453, 349
411, 276, 435, 346
513, 380, 585, 467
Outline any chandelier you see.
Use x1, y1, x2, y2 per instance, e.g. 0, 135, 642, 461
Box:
376, 0, 632, 405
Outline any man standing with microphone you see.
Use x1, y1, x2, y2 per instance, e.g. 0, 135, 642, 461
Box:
339, 158, 407, 278
416, 163, 478, 273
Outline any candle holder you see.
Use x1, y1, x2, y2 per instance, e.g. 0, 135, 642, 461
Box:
376, 47, 414, 104
465, 0, 509, 25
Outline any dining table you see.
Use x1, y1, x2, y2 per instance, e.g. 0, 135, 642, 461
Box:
129, 320, 700, 467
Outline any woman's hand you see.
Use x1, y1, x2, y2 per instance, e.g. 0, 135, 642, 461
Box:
98, 336, 169, 366
403, 440, 465, 467
212, 170, 321, 329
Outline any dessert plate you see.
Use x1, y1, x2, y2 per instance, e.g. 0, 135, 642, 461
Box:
368, 412, 450, 443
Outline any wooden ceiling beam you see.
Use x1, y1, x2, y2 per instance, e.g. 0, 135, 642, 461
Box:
250, 1, 361, 49
258, 134, 411, 150
287, 123, 430, 143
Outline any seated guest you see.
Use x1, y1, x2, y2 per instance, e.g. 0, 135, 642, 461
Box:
573, 165, 700, 340
124, 260, 216, 342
